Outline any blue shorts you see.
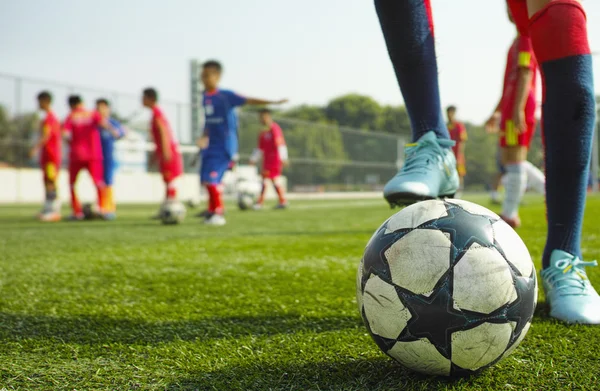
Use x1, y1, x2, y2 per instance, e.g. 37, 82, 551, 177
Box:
103, 159, 117, 186
201, 155, 230, 184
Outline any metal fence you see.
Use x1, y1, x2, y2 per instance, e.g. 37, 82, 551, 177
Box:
0, 73, 406, 191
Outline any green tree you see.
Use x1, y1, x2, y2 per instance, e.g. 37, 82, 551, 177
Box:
282, 105, 328, 123
0, 105, 39, 167
378, 105, 411, 138
463, 123, 499, 190
325, 94, 382, 130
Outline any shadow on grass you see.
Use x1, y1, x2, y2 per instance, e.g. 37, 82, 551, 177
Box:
166, 358, 469, 391
0, 313, 362, 345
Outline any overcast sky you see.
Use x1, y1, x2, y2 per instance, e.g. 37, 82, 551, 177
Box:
2, 0, 600, 125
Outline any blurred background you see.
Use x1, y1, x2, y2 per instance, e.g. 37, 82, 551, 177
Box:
0, 0, 598, 201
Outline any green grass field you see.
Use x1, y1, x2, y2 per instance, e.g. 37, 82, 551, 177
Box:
0, 195, 599, 390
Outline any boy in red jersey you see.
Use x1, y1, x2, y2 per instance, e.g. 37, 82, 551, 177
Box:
249, 109, 289, 209
446, 106, 467, 195
485, 4, 539, 228
30, 91, 62, 222
63, 95, 115, 220
142, 88, 184, 215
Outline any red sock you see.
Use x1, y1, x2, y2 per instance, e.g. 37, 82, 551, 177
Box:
166, 181, 177, 200
70, 186, 82, 215
96, 186, 105, 212
205, 184, 216, 212
207, 184, 224, 215
273, 180, 286, 204
257, 181, 266, 205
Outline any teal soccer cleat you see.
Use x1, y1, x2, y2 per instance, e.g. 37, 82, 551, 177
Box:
384, 131, 459, 207
541, 250, 600, 324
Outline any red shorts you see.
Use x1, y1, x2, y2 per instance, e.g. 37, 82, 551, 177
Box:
262, 164, 282, 180
69, 160, 104, 186
159, 153, 183, 183
500, 120, 536, 148
41, 160, 60, 183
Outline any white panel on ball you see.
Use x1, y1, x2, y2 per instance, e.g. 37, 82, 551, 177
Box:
388, 339, 451, 376
385, 200, 448, 234
445, 199, 500, 220
453, 244, 518, 313
451, 322, 513, 370
363, 275, 411, 340
385, 229, 452, 295
492, 220, 534, 278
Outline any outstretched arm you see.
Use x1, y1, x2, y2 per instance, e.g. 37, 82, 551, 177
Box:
245, 97, 288, 106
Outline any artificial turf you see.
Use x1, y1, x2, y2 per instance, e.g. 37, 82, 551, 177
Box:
0, 194, 598, 390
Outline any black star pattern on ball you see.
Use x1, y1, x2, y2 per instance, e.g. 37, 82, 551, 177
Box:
361, 225, 411, 287
424, 203, 497, 265
505, 271, 537, 336
397, 282, 478, 359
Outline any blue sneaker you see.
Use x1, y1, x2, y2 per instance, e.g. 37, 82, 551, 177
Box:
384, 131, 459, 206
541, 250, 600, 324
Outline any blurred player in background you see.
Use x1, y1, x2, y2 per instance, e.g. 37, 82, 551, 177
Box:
63, 95, 117, 220
446, 106, 467, 196
249, 109, 289, 210
142, 88, 184, 217
96, 98, 125, 220
30, 91, 62, 222
485, 4, 539, 228
198, 60, 288, 226
374, 0, 599, 323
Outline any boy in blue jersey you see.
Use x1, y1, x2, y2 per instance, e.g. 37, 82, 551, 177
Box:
199, 60, 287, 226
96, 98, 125, 220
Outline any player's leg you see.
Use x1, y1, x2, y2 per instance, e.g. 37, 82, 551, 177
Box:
522, 160, 545, 194
375, 0, 458, 205
271, 171, 287, 209
103, 158, 116, 217
515, 0, 599, 323
87, 160, 107, 216
254, 174, 267, 210
200, 155, 218, 217
40, 161, 61, 221
201, 156, 227, 226
68, 161, 84, 220
500, 145, 528, 228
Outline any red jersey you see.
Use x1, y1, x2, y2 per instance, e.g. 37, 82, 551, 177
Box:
150, 106, 179, 159
41, 110, 61, 163
507, 0, 530, 38
500, 35, 538, 127
258, 122, 285, 169
63, 107, 103, 161
448, 121, 467, 158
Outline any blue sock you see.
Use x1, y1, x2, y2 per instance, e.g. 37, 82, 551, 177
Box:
375, 0, 448, 141
541, 56, 595, 267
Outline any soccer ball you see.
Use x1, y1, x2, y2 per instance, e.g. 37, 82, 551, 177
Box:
237, 191, 256, 211
356, 199, 537, 376
160, 201, 186, 225
82, 203, 99, 220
